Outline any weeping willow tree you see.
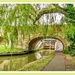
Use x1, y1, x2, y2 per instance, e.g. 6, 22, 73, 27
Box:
0, 4, 65, 48
0, 4, 36, 48
0, 4, 73, 50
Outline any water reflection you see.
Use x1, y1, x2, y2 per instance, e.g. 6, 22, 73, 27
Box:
0, 50, 52, 70
35, 53, 42, 59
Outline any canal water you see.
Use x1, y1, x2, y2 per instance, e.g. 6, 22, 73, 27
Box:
0, 50, 52, 71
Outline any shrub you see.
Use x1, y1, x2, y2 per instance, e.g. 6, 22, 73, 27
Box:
70, 52, 75, 56
63, 48, 75, 56
63, 49, 69, 54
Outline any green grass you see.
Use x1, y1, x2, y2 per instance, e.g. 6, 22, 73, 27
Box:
0, 45, 23, 53
19, 52, 54, 71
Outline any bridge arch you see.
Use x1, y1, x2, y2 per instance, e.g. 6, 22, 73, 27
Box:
28, 36, 67, 51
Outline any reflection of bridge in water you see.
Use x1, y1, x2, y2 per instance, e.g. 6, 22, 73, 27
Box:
0, 50, 52, 70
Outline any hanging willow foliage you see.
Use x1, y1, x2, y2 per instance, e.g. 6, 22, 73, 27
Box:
1, 4, 75, 49
0, 4, 36, 48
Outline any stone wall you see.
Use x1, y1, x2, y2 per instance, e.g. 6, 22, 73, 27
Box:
28, 35, 68, 50
0, 33, 68, 51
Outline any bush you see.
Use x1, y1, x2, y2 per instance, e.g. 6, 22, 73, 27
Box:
63, 49, 75, 56
63, 50, 69, 54
70, 52, 75, 56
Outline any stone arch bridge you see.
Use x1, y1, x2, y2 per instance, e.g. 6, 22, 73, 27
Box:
0, 33, 68, 51
27, 35, 68, 51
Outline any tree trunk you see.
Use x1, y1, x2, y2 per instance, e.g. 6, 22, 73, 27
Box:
7, 32, 11, 48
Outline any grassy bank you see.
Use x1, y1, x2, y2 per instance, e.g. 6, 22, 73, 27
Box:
19, 52, 54, 71
0, 45, 23, 53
